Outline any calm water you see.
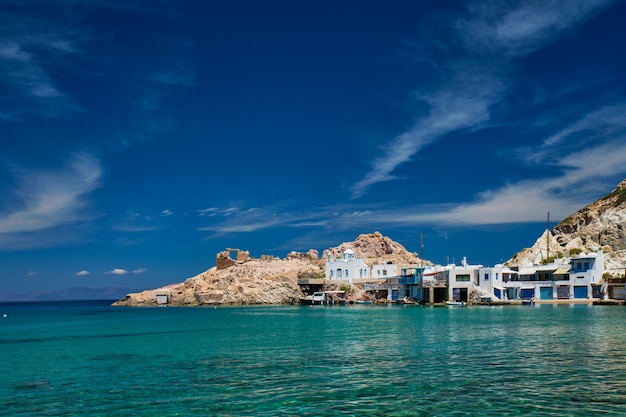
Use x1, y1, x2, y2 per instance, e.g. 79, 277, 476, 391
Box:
1, 301, 625, 416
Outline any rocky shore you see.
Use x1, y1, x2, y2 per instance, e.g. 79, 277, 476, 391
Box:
112, 257, 323, 307
112, 232, 425, 307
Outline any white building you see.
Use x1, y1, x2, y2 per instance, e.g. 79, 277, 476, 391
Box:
325, 249, 370, 284
444, 257, 514, 303
372, 262, 395, 279
488, 250, 605, 301
476, 265, 519, 301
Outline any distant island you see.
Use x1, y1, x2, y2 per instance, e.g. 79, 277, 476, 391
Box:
0, 287, 137, 303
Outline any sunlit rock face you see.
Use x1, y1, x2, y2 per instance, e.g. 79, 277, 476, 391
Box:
321, 231, 428, 266
112, 257, 323, 307
507, 178, 626, 274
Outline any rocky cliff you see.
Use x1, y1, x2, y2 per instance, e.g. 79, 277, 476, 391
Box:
322, 231, 428, 266
112, 231, 424, 306
507, 178, 626, 274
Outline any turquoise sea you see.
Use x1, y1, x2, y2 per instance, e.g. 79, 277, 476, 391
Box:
1, 301, 626, 416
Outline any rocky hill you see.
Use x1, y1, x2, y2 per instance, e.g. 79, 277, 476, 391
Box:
322, 231, 428, 266
507, 178, 626, 274
113, 231, 424, 307
506, 229, 571, 266
113, 256, 323, 307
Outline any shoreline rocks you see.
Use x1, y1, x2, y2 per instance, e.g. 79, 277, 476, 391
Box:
112, 257, 323, 307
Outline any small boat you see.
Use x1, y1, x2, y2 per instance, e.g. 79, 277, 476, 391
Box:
399, 297, 420, 305
299, 292, 326, 305
299, 291, 346, 306
354, 300, 372, 304
521, 298, 535, 305
445, 301, 466, 306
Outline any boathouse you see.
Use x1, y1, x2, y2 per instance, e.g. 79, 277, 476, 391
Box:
487, 251, 604, 301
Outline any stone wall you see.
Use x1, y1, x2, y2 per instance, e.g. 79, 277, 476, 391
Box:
216, 248, 250, 270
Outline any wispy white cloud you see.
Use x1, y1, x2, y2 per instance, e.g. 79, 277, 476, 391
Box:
199, 130, 626, 234
76, 270, 90, 276
540, 104, 626, 152
104, 267, 146, 275
494, 0, 609, 49
27, 270, 39, 276
106, 268, 128, 275
198, 208, 281, 233
197, 207, 240, 217
351, 69, 505, 197
109, 208, 180, 234
458, 0, 610, 55
507, 102, 626, 185
197, 204, 331, 235
351, 0, 611, 198
0, 153, 102, 238
351, 137, 626, 227
0, 11, 86, 118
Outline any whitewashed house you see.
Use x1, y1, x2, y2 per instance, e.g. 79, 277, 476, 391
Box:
444, 258, 480, 303
567, 251, 605, 298
371, 262, 397, 279
491, 250, 605, 301
368, 262, 421, 301
325, 249, 370, 284
476, 265, 519, 301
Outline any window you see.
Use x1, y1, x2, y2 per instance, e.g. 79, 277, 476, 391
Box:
484, 273, 489, 281
496, 273, 499, 281
456, 274, 470, 282
345, 269, 349, 277
383, 269, 387, 276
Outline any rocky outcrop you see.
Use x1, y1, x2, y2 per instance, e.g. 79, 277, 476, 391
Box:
113, 232, 426, 307
553, 179, 626, 251
507, 178, 626, 273
112, 257, 323, 307
506, 230, 569, 266
322, 231, 428, 266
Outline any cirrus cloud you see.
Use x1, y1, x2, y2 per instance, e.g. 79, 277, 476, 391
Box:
0, 153, 102, 235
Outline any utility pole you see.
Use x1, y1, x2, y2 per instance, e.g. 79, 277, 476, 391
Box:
420, 231, 424, 267
546, 211, 550, 261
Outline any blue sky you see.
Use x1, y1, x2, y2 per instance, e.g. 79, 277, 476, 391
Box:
1, 0, 626, 294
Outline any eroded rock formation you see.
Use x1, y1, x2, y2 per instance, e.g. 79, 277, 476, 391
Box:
322, 231, 428, 266
507, 178, 626, 274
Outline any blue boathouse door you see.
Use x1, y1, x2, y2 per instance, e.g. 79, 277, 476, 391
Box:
573, 286, 588, 299
520, 288, 534, 300
540, 287, 553, 300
